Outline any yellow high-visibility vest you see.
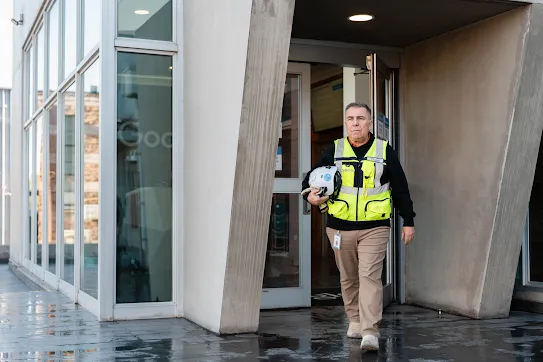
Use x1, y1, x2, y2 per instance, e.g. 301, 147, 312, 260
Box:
327, 137, 392, 222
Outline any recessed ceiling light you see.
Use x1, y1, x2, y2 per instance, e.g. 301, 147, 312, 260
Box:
349, 14, 374, 22
134, 9, 150, 15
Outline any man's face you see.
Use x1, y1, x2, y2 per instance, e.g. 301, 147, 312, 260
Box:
345, 106, 372, 141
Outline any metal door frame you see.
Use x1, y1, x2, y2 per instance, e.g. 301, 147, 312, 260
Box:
261, 62, 312, 309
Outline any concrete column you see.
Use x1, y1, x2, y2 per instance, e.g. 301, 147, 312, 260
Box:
402, 5, 543, 319
183, 0, 295, 334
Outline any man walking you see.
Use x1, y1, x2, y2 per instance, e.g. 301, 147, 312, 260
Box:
302, 102, 416, 351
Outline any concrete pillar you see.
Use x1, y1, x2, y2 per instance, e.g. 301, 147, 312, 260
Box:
183, 0, 295, 334
402, 5, 543, 319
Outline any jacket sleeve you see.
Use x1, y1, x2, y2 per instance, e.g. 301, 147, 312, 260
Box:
301, 143, 336, 201
386, 144, 416, 226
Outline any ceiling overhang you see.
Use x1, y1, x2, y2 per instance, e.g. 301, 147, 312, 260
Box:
291, 0, 527, 47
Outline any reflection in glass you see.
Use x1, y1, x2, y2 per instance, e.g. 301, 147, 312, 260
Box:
27, 47, 34, 118
276, 74, 299, 178
63, 0, 77, 78
117, 0, 172, 41
48, 104, 58, 275
37, 27, 44, 109
116, 52, 173, 303
48, 1, 59, 92
26, 126, 34, 260
61, 84, 76, 285
81, 60, 100, 299
36, 116, 44, 267
83, 0, 100, 57
263, 194, 300, 288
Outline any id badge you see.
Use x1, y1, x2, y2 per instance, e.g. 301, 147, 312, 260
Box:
333, 231, 341, 250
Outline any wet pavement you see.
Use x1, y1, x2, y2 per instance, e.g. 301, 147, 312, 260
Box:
2, 264, 543, 361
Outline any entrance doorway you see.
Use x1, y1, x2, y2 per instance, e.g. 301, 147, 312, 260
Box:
261, 52, 399, 310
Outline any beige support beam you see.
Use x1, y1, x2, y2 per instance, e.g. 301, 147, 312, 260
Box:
403, 6, 543, 318
219, 0, 296, 334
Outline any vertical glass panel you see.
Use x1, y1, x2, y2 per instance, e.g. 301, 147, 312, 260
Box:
37, 27, 44, 109
81, 60, 100, 299
63, 0, 77, 78
117, 0, 172, 41
48, 1, 59, 92
61, 83, 76, 285
2, 91, 11, 248
36, 116, 44, 267
530, 156, 543, 282
27, 47, 34, 118
276, 74, 300, 178
116, 52, 172, 303
263, 193, 300, 288
83, 0, 100, 57
48, 104, 58, 275
26, 126, 34, 260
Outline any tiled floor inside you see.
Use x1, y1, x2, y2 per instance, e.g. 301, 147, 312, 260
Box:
2, 264, 543, 361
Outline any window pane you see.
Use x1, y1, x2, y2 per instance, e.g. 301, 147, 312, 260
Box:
116, 52, 173, 303
62, 84, 76, 285
48, 104, 58, 275
117, 0, 172, 41
83, 0, 100, 56
37, 27, 44, 109
48, 1, 59, 92
2, 91, 11, 249
36, 116, 44, 267
263, 193, 300, 288
276, 74, 300, 178
81, 60, 100, 299
26, 126, 34, 260
27, 47, 34, 118
63, 0, 77, 78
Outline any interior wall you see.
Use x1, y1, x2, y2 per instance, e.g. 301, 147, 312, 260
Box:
402, 6, 535, 318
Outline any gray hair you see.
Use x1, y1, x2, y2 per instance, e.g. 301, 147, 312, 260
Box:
345, 102, 372, 115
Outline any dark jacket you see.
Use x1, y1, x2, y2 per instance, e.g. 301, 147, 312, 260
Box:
301, 133, 415, 231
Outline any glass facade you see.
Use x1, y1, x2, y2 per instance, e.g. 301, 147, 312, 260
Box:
17, 0, 177, 318
21, 0, 102, 298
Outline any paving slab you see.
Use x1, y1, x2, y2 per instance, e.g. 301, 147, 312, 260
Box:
1, 264, 543, 361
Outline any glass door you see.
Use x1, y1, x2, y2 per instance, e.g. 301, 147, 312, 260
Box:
261, 62, 312, 309
369, 54, 396, 307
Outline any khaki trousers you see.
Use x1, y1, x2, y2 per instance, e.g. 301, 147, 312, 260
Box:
326, 226, 390, 337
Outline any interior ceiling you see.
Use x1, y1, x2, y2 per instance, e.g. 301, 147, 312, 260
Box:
291, 0, 525, 47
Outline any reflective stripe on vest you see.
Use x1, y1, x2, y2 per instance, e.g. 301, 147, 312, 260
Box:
327, 137, 392, 222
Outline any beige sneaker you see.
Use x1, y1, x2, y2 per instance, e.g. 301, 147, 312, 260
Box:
347, 322, 361, 338
360, 334, 379, 351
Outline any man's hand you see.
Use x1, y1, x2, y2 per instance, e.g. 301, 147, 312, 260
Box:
307, 188, 329, 206
402, 226, 415, 245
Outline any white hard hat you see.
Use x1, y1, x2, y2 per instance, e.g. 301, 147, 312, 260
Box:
308, 166, 341, 198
